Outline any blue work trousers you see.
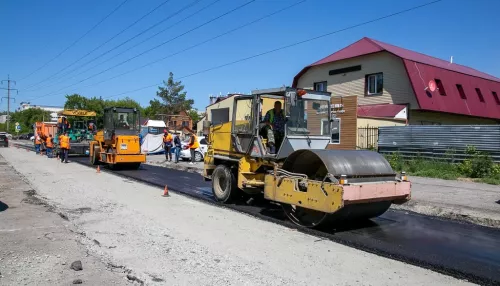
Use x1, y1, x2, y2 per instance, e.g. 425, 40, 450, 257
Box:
174, 146, 181, 163
60, 148, 69, 163
46, 147, 53, 158
35, 144, 41, 154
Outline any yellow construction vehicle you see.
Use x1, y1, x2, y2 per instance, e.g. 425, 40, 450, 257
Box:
89, 107, 145, 169
203, 87, 411, 228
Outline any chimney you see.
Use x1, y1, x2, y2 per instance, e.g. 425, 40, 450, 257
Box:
450, 56, 453, 64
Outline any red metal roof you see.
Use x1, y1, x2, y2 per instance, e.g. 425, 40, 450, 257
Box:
357, 104, 406, 118
292, 37, 500, 120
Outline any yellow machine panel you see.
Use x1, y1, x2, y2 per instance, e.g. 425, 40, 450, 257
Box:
263, 175, 344, 214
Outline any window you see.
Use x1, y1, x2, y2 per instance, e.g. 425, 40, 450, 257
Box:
200, 138, 207, 145
435, 79, 446, 96
330, 118, 340, 144
456, 84, 466, 99
313, 81, 327, 92
321, 119, 329, 136
329, 65, 361, 76
475, 88, 485, 102
493, 91, 500, 105
366, 73, 383, 95
182, 121, 189, 127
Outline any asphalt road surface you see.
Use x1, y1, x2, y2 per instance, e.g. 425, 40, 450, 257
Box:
68, 157, 500, 286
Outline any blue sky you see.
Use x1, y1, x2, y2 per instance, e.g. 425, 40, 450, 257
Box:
1, 0, 499, 112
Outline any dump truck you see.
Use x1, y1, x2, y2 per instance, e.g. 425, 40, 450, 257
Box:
203, 87, 411, 229
89, 107, 145, 169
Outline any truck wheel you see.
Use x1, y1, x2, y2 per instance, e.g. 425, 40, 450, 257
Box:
91, 146, 101, 165
212, 164, 237, 203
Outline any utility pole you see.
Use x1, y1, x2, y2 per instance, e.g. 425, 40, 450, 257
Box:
1, 75, 18, 131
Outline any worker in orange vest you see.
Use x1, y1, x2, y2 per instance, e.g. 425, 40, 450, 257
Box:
188, 133, 199, 165
163, 130, 173, 161
59, 131, 71, 163
34, 133, 42, 154
45, 134, 54, 158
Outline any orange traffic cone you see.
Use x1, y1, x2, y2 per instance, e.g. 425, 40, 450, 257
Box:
96, 165, 100, 173
162, 185, 169, 197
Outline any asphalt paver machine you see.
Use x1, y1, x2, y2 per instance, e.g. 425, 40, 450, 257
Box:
203, 87, 411, 229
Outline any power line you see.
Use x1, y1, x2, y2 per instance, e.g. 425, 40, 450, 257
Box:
32, 0, 443, 103
100, 0, 444, 100
22, 0, 174, 91
28, 0, 256, 102
29, 0, 306, 101
26, 0, 218, 93
75, 0, 307, 89
18, 0, 130, 82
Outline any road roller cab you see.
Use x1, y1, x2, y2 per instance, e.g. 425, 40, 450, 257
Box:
203, 87, 411, 228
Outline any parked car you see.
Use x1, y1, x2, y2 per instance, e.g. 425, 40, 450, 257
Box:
179, 136, 208, 162
0, 132, 12, 140
0, 134, 8, 147
19, 133, 33, 140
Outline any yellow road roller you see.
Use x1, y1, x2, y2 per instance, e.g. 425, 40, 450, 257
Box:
202, 87, 411, 228
89, 107, 145, 169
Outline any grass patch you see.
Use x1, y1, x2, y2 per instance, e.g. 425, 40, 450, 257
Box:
385, 149, 500, 185
478, 174, 500, 185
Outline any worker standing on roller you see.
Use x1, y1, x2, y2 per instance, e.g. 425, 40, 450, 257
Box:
45, 134, 54, 158
59, 131, 70, 163
263, 101, 285, 154
34, 133, 42, 154
163, 130, 173, 161
188, 132, 199, 165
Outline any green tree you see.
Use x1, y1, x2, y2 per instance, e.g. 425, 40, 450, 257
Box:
143, 99, 163, 119
155, 72, 193, 115
187, 109, 203, 123
5, 108, 50, 133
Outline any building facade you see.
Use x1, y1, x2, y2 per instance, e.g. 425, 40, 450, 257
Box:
18, 102, 63, 122
293, 37, 500, 148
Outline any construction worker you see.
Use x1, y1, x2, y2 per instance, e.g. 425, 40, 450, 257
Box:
45, 134, 54, 158
34, 133, 42, 154
263, 101, 285, 154
163, 130, 173, 161
188, 132, 199, 165
173, 132, 181, 163
59, 131, 70, 163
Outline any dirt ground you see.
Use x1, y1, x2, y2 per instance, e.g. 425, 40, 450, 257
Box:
0, 155, 130, 286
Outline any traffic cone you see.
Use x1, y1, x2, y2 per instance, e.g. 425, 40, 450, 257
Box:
162, 185, 169, 197
96, 165, 100, 173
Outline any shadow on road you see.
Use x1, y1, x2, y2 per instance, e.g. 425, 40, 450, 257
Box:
0, 200, 9, 212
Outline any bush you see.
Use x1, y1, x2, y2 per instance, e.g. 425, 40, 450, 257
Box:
458, 145, 494, 178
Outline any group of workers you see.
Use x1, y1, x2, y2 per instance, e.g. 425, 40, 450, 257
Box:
34, 131, 71, 163
162, 130, 199, 164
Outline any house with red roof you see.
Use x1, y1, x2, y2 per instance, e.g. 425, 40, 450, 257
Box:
293, 37, 500, 147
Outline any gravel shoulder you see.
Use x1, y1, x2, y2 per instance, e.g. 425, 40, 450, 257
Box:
0, 147, 474, 285
146, 154, 500, 228
0, 154, 128, 286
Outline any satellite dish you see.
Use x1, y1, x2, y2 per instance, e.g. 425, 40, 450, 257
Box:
428, 80, 437, 92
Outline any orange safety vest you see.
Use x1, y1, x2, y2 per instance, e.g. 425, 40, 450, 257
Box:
60, 135, 70, 149
46, 137, 53, 148
163, 133, 173, 143
35, 135, 41, 145
189, 135, 200, 149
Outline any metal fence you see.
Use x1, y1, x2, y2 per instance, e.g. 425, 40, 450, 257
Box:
357, 126, 379, 150
378, 125, 500, 163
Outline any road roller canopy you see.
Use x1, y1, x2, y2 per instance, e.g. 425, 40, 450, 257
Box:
103, 107, 141, 137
